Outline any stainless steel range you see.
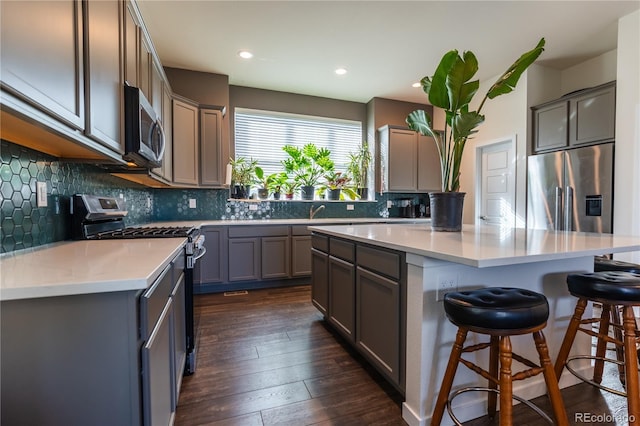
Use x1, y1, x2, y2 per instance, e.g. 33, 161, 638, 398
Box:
70, 194, 205, 375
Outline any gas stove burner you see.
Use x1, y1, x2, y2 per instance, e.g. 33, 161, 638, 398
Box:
92, 226, 195, 240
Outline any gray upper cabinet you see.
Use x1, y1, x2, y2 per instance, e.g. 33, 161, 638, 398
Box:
200, 108, 224, 186
139, 33, 152, 102
1, 0, 85, 130
152, 82, 173, 182
569, 83, 615, 146
378, 125, 441, 193
172, 97, 199, 185
123, 1, 138, 88
532, 101, 569, 152
533, 81, 615, 153
85, 0, 123, 153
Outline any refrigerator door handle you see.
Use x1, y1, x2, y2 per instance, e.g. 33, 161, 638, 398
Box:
554, 187, 563, 231
564, 186, 574, 231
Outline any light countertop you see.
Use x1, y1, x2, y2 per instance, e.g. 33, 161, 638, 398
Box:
146, 217, 430, 228
308, 223, 640, 267
0, 238, 186, 301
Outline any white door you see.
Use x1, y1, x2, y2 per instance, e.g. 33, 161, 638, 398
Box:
478, 140, 516, 227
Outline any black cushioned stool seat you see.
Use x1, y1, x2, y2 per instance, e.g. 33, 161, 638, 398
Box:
594, 258, 640, 274
554, 271, 640, 426
444, 287, 549, 332
431, 287, 567, 426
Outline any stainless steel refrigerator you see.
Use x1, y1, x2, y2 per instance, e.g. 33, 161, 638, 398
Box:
527, 143, 614, 233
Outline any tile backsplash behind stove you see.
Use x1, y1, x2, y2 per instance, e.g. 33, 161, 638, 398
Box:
0, 140, 153, 253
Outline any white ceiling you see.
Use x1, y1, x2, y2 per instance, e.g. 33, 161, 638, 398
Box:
137, 1, 640, 105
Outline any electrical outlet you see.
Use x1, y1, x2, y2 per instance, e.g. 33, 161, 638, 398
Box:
387, 200, 393, 208
146, 196, 151, 209
346, 204, 354, 211
189, 199, 197, 208
36, 182, 48, 207
249, 204, 258, 211
436, 273, 458, 301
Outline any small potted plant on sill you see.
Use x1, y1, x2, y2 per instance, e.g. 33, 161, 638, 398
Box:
322, 171, 358, 200
229, 156, 258, 199
254, 166, 270, 199
406, 38, 545, 231
347, 141, 373, 200
281, 179, 300, 200
282, 143, 334, 200
267, 172, 289, 200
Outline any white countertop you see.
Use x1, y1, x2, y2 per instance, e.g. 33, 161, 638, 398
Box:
147, 217, 430, 228
0, 238, 186, 301
308, 223, 640, 267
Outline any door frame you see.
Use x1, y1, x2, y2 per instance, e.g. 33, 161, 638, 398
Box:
474, 135, 518, 227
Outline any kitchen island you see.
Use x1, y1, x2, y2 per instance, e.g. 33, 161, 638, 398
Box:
308, 223, 640, 426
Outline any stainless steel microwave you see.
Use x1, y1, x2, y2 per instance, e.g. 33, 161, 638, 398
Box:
123, 85, 165, 168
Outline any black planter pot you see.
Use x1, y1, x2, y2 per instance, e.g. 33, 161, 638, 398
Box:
233, 184, 251, 199
327, 188, 341, 200
257, 188, 269, 200
357, 187, 368, 200
429, 192, 466, 232
273, 191, 281, 200
301, 185, 315, 200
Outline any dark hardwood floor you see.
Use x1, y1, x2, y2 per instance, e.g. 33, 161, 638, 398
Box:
176, 285, 632, 425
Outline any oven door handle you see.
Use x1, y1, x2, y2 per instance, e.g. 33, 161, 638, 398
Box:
193, 247, 207, 263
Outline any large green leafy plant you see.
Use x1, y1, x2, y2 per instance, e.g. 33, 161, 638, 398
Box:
282, 143, 334, 187
407, 38, 545, 192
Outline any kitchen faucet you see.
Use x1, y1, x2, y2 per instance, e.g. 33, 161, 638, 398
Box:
309, 204, 325, 219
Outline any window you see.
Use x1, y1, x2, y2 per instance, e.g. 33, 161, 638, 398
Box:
234, 108, 362, 176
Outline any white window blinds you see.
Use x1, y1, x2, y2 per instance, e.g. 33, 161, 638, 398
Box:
234, 108, 362, 175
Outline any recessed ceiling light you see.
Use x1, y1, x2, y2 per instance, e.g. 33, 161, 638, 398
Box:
238, 50, 253, 59
335, 68, 347, 75
412, 82, 421, 88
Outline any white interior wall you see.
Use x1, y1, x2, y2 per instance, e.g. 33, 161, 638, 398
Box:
560, 49, 618, 95
613, 10, 640, 263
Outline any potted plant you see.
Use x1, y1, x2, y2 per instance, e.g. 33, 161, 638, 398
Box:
282, 143, 334, 200
281, 178, 300, 200
347, 141, 373, 200
407, 38, 545, 231
322, 171, 358, 200
266, 172, 289, 200
254, 166, 270, 199
229, 156, 258, 199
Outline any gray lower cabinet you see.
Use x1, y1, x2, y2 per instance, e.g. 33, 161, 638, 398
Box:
356, 266, 401, 386
262, 236, 290, 279
194, 226, 227, 289
310, 231, 406, 392
291, 235, 312, 276
311, 247, 329, 315
328, 255, 355, 342
228, 237, 261, 281
0, 251, 186, 426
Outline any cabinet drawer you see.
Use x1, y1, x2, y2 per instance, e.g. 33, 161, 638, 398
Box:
330, 238, 355, 262
357, 245, 401, 280
228, 225, 289, 238
311, 234, 329, 252
140, 263, 174, 340
291, 225, 312, 236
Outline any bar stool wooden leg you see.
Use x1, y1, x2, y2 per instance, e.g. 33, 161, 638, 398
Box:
499, 336, 513, 426
593, 303, 612, 384
610, 305, 627, 385
533, 330, 569, 426
487, 335, 499, 417
555, 298, 588, 380
622, 306, 639, 425
431, 328, 468, 426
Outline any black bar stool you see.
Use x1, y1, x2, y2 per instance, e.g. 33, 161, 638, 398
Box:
554, 271, 640, 426
593, 258, 640, 384
431, 287, 568, 426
